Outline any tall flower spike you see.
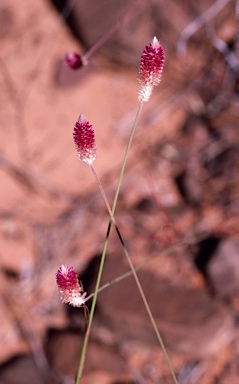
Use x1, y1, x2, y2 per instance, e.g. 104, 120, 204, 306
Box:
73, 114, 97, 164
138, 37, 165, 103
56, 265, 87, 307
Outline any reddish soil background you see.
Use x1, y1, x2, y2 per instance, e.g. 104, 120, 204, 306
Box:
0, 0, 239, 383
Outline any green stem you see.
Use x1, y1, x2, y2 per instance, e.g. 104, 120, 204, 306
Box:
111, 101, 144, 215
75, 223, 111, 383
75, 100, 178, 384
85, 241, 183, 302
90, 162, 178, 384
75, 102, 143, 383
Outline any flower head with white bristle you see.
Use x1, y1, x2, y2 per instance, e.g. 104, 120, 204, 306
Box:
56, 265, 87, 307
138, 37, 165, 102
73, 114, 97, 164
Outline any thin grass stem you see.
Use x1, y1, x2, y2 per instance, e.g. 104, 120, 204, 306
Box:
90, 162, 178, 384
75, 222, 111, 383
76, 100, 178, 383
85, 241, 182, 302
83, 0, 137, 63
75, 102, 143, 383
111, 101, 144, 215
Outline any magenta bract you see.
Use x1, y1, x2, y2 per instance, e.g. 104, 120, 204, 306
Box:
56, 265, 87, 307
73, 114, 97, 164
138, 37, 165, 102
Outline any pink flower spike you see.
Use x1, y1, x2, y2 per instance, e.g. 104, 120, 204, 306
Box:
138, 37, 165, 102
64, 51, 83, 69
56, 265, 87, 307
73, 114, 97, 164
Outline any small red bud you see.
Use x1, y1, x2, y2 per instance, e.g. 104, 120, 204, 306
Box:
64, 51, 83, 70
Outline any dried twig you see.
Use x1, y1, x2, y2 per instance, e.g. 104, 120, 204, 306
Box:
177, 0, 231, 54
0, 154, 73, 202
0, 58, 29, 162
206, 23, 239, 74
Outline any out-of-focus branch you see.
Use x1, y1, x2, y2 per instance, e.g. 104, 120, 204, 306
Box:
177, 0, 231, 54
0, 154, 72, 202
0, 58, 29, 162
208, 31, 239, 74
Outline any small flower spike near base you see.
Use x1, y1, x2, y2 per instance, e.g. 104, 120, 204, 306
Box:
138, 37, 165, 102
56, 265, 87, 307
73, 114, 97, 164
